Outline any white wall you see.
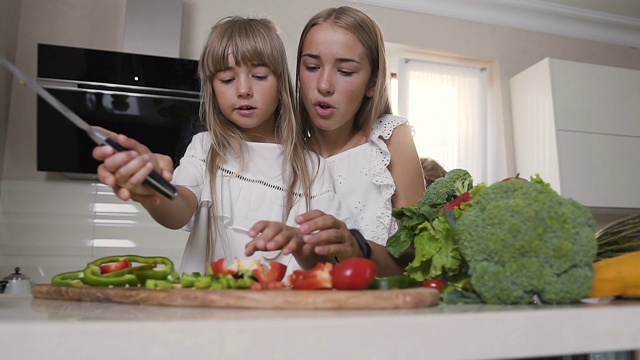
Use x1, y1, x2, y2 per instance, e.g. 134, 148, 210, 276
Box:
1, 0, 639, 283
0, 0, 22, 184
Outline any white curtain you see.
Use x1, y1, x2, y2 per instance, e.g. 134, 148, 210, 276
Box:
397, 58, 505, 184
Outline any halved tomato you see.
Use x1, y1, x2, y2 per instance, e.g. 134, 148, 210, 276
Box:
99, 258, 132, 274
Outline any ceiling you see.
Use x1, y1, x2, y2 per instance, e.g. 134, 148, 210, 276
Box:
540, 0, 640, 19
347, 0, 640, 48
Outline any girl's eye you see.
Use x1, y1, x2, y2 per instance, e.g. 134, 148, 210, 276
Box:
253, 74, 269, 81
338, 70, 355, 76
219, 78, 234, 84
303, 64, 320, 72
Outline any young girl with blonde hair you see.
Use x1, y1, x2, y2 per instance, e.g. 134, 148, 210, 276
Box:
93, 16, 357, 273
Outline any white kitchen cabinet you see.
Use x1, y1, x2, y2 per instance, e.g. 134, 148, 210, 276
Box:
510, 58, 640, 209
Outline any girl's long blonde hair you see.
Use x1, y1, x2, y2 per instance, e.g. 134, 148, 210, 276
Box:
198, 16, 315, 242
296, 6, 392, 138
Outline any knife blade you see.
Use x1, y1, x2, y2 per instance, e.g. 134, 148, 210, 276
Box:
0, 56, 178, 200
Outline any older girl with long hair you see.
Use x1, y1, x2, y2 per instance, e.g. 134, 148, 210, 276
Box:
294, 7, 426, 275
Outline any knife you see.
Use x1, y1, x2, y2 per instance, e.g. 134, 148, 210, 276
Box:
0, 56, 178, 200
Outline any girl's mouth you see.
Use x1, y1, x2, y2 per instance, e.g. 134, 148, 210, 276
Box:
236, 105, 257, 116
314, 102, 335, 117
315, 101, 333, 110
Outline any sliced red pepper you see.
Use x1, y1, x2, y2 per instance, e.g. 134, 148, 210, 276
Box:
99, 258, 132, 274
211, 258, 237, 276
253, 260, 287, 283
211, 258, 261, 278
441, 191, 473, 211
288, 262, 333, 290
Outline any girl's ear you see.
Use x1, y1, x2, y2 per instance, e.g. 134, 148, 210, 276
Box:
365, 78, 376, 98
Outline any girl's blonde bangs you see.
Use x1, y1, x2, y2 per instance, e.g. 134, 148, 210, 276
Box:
200, 20, 285, 79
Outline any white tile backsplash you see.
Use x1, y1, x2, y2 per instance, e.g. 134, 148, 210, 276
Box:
0, 179, 188, 284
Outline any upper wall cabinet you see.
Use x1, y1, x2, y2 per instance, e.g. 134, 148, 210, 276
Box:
510, 58, 640, 209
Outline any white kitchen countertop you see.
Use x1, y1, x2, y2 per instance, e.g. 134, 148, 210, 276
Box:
1, 293, 639, 360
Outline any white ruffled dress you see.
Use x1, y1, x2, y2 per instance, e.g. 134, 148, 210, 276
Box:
323, 115, 408, 245
173, 132, 356, 274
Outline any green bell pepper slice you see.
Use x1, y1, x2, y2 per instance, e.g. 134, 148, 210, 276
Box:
180, 272, 200, 288
127, 255, 175, 282
51, 270, 85, 287
194, 275, 213, 289
368, 276, 419, 290
145, 279, 174, 290
82, 255, 175, 287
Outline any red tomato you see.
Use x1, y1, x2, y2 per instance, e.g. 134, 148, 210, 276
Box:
501, 175, 527, 182
422, 279, 446, 292
99, 258, 131, 274
288, 262, 333, 290
253, 260, 287, 283
330, 258, 377, 290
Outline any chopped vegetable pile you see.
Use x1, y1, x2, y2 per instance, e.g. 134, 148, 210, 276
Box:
50, 256, 380, 291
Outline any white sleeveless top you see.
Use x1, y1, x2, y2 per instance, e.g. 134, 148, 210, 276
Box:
324, 115, 408, 245
173, 132, 356, 274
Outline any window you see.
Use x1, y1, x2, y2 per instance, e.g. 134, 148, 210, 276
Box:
392, 58, 499, 184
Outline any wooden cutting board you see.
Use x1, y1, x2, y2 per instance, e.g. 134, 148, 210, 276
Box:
32, 284, 440, 310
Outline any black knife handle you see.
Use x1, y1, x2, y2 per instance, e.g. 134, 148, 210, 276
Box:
103, 137, 178, 200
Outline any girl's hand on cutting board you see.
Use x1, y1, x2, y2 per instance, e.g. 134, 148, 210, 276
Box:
92, 128, 174, 205
296, 210, 361, 261
245, 221, 312, 257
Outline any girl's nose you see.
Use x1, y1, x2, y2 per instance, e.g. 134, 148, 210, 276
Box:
317, 70, 334, 95
237, 77, 252, 98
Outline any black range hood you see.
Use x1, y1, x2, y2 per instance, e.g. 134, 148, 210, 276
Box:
37, 43, 203, 179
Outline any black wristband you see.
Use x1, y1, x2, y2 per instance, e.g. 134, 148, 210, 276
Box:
349, 229, 372, 259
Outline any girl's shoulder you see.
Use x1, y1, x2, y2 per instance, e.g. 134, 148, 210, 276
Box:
371, 114, 409, 141
186, 131, 211, 148
191, 131, 211, 144
182, 131, 211, 159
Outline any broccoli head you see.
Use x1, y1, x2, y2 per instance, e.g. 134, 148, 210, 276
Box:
455, 178, 597, 305
418, 168, 473, 209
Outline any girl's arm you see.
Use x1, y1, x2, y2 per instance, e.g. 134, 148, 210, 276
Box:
141, 186, 198, 230
386, 123, 426, 208
93, 130, 198, 230
369, 242, 415, 277
373, 123, 425, 275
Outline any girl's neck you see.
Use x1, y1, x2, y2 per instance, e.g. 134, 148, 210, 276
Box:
239, 116, 278, 143
309, 127, 367, 157
243, 133, 277, 143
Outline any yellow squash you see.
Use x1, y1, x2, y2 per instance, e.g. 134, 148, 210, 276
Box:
588, 251, 640, 299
